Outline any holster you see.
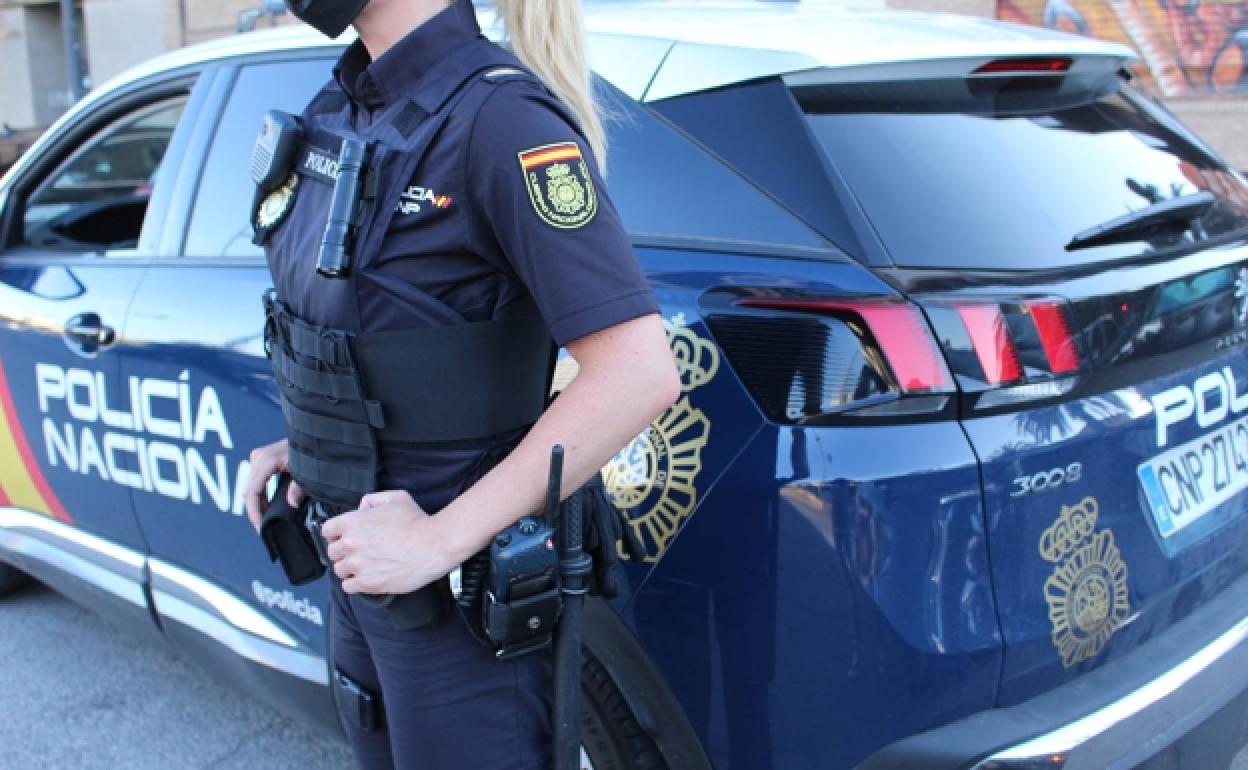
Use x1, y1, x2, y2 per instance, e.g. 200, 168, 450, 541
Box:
373, 580, 452, 631
259, 474, 326, 586
302, 500, 452, 631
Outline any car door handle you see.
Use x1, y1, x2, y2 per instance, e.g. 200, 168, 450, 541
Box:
64, 313, 117, 348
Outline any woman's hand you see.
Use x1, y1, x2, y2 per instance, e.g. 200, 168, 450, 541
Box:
242, 438, 304, 532
321, 490, 458, 596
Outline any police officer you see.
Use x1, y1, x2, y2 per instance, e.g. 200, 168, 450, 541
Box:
241, 0, 680, 767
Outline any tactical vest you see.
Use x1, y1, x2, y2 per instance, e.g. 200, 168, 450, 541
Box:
258, 43, 557, 510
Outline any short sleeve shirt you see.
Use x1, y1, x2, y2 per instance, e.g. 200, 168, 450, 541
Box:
319, 0, 657, 348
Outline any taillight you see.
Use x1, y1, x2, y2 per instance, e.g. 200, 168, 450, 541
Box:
702, 291, 1084, 424
955, 304, 1022, 385
706, 293, 955, 423
737, 298, 954, 392
971, 57, 1073, 75
1028, 302, 1080, 374
925, 297, 1083, 409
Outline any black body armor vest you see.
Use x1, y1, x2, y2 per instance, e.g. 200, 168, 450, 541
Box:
258, 43, 556, 510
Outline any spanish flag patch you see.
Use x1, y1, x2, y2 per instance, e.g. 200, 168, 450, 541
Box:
517, 141, 598, 230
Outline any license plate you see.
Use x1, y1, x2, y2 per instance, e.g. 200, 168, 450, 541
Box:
1138, 415, 1248, 538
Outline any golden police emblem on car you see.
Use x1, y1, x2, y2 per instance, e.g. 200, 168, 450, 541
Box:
1040, 496, 1130, 667
518, 142, 598, 229
604, 315, 719, 561
256, 173, 299, 231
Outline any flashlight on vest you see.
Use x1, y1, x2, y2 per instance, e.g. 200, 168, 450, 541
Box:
316, 137, 369, 279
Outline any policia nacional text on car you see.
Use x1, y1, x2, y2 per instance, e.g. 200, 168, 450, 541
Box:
240, 0, 681, 767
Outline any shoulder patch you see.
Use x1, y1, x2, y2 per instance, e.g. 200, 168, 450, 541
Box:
517, 141, 598, 230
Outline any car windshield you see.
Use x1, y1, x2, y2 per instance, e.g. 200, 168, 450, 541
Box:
796, 73, 1248, 270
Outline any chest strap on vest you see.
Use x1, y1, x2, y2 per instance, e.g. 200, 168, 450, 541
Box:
265, 294, 553, 445
353, 313, 553, 443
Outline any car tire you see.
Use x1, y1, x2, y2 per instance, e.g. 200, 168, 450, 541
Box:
581, 651, 666, 770
0, 564, 30, 597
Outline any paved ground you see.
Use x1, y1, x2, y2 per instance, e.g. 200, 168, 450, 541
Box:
2, 579, 1246, 770
0, 582, 353, 770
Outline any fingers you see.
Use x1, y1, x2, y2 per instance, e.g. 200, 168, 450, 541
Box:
287, 479, 305, 508
242, 462, 271, 531
325, 534, 349, 562
244, 498, 264, 533
358, 489, 414, 510
320, 513, 347, 542
243, 439, 289, 532
340, 575, 377, 595
332, 556, 356, 581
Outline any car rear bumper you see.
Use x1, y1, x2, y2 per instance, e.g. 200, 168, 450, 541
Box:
857, 570, 1248, 770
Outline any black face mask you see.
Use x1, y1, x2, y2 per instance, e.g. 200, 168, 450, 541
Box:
285, 0, 369, 39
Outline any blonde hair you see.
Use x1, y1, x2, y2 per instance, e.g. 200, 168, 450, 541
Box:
495, 0, 607, 172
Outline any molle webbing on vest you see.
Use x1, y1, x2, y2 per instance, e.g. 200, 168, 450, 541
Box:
265, 293, 553, 505
265, 293, 381, 508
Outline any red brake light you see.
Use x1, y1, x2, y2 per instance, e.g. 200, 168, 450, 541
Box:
955, 305, 1022, 384
1028, 302, 1080, 374
972, 58, 1073, 75
737, 298, 954, 392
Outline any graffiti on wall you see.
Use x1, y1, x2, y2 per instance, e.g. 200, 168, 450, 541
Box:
1000, 0, 1247, 95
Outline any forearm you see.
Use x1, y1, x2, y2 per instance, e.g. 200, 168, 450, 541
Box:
432, 316, 678, 563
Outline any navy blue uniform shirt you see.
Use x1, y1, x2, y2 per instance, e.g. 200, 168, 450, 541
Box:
263, 0, 657, 508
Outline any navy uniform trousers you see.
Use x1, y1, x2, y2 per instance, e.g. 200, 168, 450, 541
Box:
331, 575, 553, 769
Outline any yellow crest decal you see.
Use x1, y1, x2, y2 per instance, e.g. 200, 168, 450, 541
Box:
603, 315, 721, 562
256, 173, 299, 231
1040, 496, 1131, 667
517, 142, 598, 230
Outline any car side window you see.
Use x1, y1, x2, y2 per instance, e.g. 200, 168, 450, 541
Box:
23, 98, 186, 253
184, 59, 335, 258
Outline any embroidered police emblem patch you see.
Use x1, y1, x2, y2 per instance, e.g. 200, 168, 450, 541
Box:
517, 142, 597, 229
256, 173, 299, 232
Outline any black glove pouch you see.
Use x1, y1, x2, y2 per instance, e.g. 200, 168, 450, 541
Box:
580, 474, 645, 599
259, 474, 326, 586
368, 579, 451, 631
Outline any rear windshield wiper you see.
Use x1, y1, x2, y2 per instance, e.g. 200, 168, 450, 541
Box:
1065, 191, 1216, 251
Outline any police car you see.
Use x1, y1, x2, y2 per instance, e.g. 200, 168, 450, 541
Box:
3, 4, 1248, 769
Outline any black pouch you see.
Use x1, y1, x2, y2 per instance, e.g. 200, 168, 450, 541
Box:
371, 579, 451, 631
334, 668, 384, 732
581, 474, 645, 598
259, 474, 325, 586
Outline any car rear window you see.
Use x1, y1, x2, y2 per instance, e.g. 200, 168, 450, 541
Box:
795, 74, 1248, 270
185, 58, 335, 258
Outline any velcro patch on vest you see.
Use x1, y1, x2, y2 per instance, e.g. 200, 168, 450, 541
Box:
298, 143, 344, 186
517, 141, 598, 230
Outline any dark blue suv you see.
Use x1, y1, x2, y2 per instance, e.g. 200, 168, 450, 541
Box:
2, 6, 1248, 769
